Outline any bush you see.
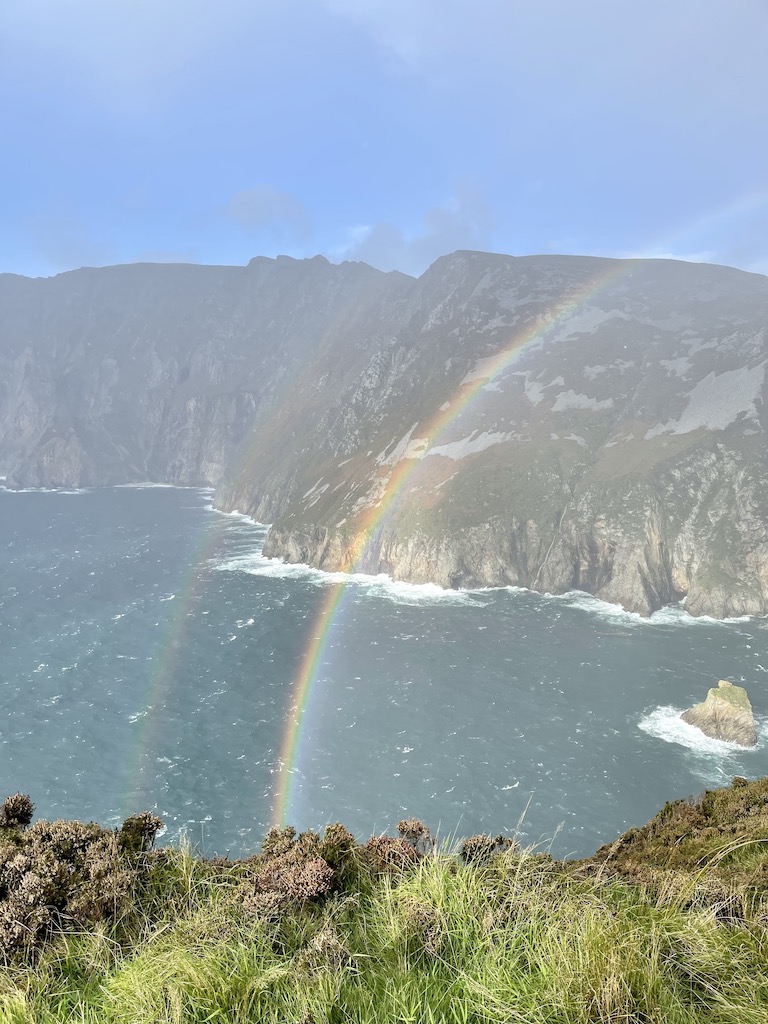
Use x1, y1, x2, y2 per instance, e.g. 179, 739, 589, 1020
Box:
0, 799, 163, 960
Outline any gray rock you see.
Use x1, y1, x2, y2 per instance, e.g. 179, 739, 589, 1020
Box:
681, 680, 758, 747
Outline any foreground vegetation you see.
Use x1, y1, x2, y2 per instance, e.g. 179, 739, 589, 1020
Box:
1, 780, 768, 1023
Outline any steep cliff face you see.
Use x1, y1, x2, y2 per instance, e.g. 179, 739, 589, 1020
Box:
0, 257, 411, 487
2, 251, 767, 617
256, 253, 768, 618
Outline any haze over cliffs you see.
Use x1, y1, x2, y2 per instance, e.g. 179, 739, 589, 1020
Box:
2, 251, 767, 619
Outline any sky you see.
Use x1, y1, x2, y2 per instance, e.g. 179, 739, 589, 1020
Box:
1, 0, 767, 279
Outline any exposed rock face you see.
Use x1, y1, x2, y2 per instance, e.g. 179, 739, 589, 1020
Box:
681, 680, 757, 747
1, 251, 768, 618
0, 257, 411, 488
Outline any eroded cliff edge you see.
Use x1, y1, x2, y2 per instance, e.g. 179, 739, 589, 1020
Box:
2, 251, 767, 618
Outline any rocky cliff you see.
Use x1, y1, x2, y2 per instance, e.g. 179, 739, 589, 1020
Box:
0, 256, 411, 488
2, 251, 767, 618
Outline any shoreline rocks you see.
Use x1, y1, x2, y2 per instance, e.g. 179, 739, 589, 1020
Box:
681, 679, 757, 747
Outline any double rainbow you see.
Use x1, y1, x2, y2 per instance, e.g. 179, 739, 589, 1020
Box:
270, 255, 642, 826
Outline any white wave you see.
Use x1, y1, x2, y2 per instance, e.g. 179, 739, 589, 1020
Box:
360, 576, 483, 606
557, 590, 644, 624
113, 482, 177, 489
558, 591, 754, 628
207, 506, 268, 527
216, 551, 326, 581
215, 551, 484, 605
3, 486, 89, 494
646, 605, 753, 626
638, 705, 767, 755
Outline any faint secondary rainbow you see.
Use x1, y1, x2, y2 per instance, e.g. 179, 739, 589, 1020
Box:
122, 495, 246, 815
270, 254, 647, 826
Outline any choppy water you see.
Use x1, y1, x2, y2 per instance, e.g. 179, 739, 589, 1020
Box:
2, 486, 767, 858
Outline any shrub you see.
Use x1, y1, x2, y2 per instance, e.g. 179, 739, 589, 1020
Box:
0, 794, 34, 829
0, 798, 163, 959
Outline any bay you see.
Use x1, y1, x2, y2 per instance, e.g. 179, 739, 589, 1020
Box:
2, 486, 767, 858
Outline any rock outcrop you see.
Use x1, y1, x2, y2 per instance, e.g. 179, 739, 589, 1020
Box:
681, 680, 758, 747
2, 251, 768, 618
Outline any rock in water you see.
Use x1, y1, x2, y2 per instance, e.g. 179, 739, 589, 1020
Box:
681, 680, 757, 747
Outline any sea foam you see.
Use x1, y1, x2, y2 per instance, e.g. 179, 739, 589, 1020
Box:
215, 550, 483, 606
560, 591, 754, 628
638, 704, 767, 755
2, 486, 90, 495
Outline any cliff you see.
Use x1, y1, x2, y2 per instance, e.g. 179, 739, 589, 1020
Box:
0, 256, 411, 488
2, 251, 767, 618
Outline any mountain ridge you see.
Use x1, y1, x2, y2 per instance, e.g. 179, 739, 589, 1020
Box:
2, 250, 767, 618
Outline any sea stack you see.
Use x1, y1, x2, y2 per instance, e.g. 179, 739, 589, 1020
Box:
681, 680, 757, 748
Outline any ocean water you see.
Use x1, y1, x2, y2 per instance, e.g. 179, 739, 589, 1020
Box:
2, 485, 767, 859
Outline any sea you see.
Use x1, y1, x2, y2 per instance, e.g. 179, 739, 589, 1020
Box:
2, 485, 767, 859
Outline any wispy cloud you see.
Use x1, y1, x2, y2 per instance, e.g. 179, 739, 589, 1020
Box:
227, 186, 312, 243
2, 0, 257, 112
330, 182, 494, 275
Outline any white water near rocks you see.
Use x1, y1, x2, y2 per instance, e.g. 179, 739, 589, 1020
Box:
2, 487, 767, 858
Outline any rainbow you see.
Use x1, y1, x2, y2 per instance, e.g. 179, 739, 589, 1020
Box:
121, 493, 234, 814
270, 254, 646, 826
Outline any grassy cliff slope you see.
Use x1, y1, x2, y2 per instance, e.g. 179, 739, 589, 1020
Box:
1, 779, 768, 1023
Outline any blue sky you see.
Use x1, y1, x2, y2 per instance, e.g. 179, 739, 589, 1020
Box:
2, 0, 767, 278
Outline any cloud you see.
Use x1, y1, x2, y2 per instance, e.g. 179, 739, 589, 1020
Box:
318, 0, 456, 65
227, 186, 312, 242
318, 0, 768, 149
331, 182, 494, 275
2, 0, 261, 114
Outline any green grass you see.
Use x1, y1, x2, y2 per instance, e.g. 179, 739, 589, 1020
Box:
1, 851, 766, 1022
2, 781, 768, 1023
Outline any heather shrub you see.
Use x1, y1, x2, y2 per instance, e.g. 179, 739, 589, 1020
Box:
0, 797, 163, 960
397, 818, 435, 856
460, 833, 517, 865
361, 834, 420, 874
0, 795, 34, 830
118, 811, 164, 856
236, 827, 336, 920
